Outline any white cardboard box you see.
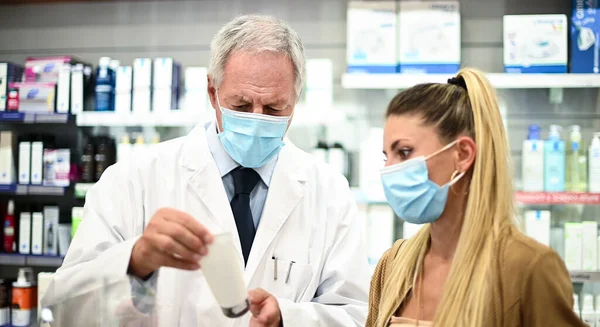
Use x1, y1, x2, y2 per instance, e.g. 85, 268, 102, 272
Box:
18, 212, 31, 254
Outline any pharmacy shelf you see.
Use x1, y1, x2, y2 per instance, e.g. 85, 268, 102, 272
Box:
0, 253, 64, 267
0, 111, 69, 123
0, 184, 67, 196
515, 192, 600, 205
570, 271, 600, 283
341, 73, 600, 90
76, 111, 204, 127
74, 182, 94, 199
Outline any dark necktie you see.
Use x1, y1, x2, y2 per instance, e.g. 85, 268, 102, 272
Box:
230, 167, 260, 265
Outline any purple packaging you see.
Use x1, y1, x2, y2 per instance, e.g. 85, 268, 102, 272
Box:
24, 56, 82, 83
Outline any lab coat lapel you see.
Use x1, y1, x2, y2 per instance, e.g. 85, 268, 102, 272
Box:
244, 142, 306, 282
180, 125, 243, 261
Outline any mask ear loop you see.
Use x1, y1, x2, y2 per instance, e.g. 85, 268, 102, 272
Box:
449, 170, 468, 195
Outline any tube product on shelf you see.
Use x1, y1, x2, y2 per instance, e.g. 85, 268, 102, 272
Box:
3, 200, 15, 253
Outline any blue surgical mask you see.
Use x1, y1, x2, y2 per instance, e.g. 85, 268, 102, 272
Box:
216, 93, 290, 168
380, 140, 464, 225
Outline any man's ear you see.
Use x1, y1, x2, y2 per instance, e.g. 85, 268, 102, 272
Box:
208, 76, 218, 110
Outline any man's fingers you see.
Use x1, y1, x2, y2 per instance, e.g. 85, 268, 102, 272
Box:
152, 234, 202, 262
248, 288, 270, 305
162, 210, 214, 245
157, 221, 205, 253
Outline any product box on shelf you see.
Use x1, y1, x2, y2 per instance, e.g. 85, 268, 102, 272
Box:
397, 1, 461, 74
565, 222, 583, 270
30, 139, 44, 185
0, 131, 16, 185
115, 66, 133, 114
18, 212, 31, 255
583, 221, 598, 271
0, 62, 25, 112
152, 89, 179, 112
43, 206, 59, 256
70, 63, 94, 114
18, 140, 31, 185
503, 15, 568, 73
7, 82, 56, 113
153, 57, 181, 89
133, 58, 153, 89
56, 63, 71, 114
31, 211, 43, 255
24, 56, 82, 83
524, 210, 550, 246
42, 149, 70, 187
571, 0, 600, 73
183, 67, 208, 112
346, 1, 397, 74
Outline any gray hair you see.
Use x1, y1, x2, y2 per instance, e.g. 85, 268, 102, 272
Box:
209, 14, 306, 102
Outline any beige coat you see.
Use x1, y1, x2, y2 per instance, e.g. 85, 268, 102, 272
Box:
366, 228, 586, 327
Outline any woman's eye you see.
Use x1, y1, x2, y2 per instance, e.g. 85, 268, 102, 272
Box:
398, 148, 412, 159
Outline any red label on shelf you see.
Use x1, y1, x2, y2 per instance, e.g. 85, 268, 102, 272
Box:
515, 192, 600, 205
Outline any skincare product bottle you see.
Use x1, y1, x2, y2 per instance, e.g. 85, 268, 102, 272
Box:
18, 138, 31, 185
544, 125, 566, 192
0, 131, 16, 185
575, 294, 581, 318
590, 133, 600, 193
133, 134, 146, 155
95, 57, 114, 111
583, 221, 598, 271
582, 294, 596, 326
3, 200, 15, 253
522, 124, 544, 191
524, 210, 550, 246
565, 222, 583, 270
30, 136, 43, 185
566, 125, 587, 192
200, 233, 250, 318
18, 211, 31, 255
81, 138, 95, 183
95, 137, 111, 181
31, 209, 43, 255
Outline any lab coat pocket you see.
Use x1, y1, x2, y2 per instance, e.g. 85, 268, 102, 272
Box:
263, 258, 313, 302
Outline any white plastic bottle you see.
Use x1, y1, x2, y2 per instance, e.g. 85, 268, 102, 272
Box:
522, 124, 544, 191
582, 294, 596, 326
116, 135, 132, 163
590, 132, 600, 193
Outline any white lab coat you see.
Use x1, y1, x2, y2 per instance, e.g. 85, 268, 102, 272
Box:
42, 124, 370, 327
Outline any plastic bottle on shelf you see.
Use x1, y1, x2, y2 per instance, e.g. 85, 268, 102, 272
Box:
522, 124, 544, 192
544, 125, 566, 192
575, 294, 581, 318
109, 59, 120, 111
3, 200, 15, 253
566, 125, 587, 192
116, 135, 132, 163
95, 57, 114, 111
590, 133, 600, 193
582, 294, 596, 326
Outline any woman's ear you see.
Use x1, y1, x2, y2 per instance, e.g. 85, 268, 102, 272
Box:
455, 136, 476, 173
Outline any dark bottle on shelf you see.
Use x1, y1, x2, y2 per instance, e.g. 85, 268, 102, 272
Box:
95, 137, 115, 182
81, 138, 95, 183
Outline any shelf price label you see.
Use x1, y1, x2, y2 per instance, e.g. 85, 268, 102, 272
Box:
515, 192, 600, 205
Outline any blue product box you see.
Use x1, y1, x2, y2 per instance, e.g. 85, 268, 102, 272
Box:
571, 0, 600, 73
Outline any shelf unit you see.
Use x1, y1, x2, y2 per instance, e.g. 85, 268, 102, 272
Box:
0, 112, 69, 124
571, 271, 600, 283
0, 253, 64, 267
75, 111, 205, 127
341, 73, 600, 90
0, 184, 68, 196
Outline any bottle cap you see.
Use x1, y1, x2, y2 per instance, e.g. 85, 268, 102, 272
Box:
548, 125, 562, 139
527, 124, 542, 140
583, 294, 594, 311
135, 135, 145, 145
13, 268, 31, 287
7, 200, 14, 215
151, 134, 160, 144
99, 57, 111, 67
569, 125, 582, 132
120, 135, 131, 144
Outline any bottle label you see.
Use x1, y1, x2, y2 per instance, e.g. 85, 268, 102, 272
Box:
4, 227, 13, 237
572, 142, 580, 151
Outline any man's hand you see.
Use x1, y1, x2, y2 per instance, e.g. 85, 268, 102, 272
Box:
248, 288, 282, 327
128, 208, 214, 279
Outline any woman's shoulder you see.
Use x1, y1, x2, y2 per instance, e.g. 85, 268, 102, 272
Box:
502, 229, 560, 271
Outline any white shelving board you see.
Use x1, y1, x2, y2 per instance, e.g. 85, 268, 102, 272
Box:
76, 111, 205, 127
342, 73, 600, 90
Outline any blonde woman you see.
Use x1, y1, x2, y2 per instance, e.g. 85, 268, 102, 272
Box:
367, 68, 584, 327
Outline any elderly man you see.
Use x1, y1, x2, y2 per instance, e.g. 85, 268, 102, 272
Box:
42, 15, 369, 327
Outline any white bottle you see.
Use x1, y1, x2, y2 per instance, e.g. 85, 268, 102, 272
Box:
575, 294, 581, 318
582, 294, 596, 326
522, 124, 545, 191
132, 134, 146, 155
590, 132, 600, 193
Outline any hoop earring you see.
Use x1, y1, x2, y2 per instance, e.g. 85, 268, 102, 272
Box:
450, 170, 466, 195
